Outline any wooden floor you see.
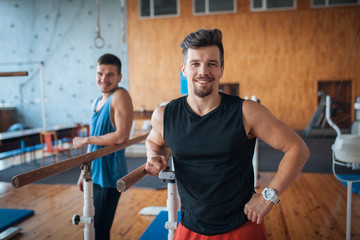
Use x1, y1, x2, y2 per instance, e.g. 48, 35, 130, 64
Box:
0, 172, 359, 240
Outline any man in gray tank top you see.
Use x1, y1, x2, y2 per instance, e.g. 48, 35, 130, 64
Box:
145, 29, 309, 240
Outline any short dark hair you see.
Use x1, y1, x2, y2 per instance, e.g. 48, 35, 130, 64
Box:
97, 53, 122, 75
180, 28, 224, 67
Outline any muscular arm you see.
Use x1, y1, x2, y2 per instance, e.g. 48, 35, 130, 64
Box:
145, 106, 172, 176
243, 100, 310, 223
73, 88, 133, 148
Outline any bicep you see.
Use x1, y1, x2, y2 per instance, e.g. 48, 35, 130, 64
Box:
243, 100, 301, 153
112, 90, 133, 137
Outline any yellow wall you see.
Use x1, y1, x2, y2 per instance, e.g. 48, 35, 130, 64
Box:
128, 0, 360, 129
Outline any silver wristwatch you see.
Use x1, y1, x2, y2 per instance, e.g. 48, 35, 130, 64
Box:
262, 187, 280, 204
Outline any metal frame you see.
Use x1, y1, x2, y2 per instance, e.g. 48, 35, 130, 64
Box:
326, 95, 360, 240
332, 153, 360, 240
72, 163, 95, 240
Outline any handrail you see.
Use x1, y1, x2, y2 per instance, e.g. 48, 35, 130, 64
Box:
0, 71, 28, 77
117, 163, 147, 193
11, 133, 148, 188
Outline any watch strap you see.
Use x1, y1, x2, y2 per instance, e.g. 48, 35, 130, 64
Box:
272, 194, 280, 204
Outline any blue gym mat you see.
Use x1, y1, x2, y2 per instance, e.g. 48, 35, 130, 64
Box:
0, 208, 34, 232
139, 211, 181, 240
338, 174, 360, 195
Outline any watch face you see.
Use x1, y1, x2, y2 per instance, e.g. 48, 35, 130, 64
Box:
265, 189, 274, 199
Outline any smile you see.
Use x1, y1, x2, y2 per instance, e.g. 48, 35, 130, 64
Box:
195, 78, 212, 84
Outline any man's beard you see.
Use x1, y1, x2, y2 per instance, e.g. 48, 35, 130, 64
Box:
193, 85, 213, 98
192, 77, 214, 98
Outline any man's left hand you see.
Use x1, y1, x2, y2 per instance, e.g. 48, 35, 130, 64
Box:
244, 193, 274, 224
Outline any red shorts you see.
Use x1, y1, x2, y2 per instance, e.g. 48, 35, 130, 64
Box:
173, 221, 267, 240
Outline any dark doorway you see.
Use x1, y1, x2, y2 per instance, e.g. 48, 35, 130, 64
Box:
219, 83, 239, 96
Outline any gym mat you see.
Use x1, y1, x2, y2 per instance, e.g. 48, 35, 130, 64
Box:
0, 208, 34, 232
139, 211, 181, 240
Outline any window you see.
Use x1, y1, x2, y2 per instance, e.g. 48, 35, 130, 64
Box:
312, 0, 359, 7
194, 0, 236, 15
251, 0, 295, 11
139, 0, 179, 18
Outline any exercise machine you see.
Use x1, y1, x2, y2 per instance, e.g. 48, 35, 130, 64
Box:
326, 95, 360, 240
305, 91, 339, 137
350, 96, 360, 135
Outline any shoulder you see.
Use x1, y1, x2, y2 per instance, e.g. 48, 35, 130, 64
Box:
242, 99, 271, 117
152, 105, 166, 124
242, 100, 278, 138
111, 88, 132, 105
112, 87, 131, 99
109, 88, 133, 117
150, 105, 166, 134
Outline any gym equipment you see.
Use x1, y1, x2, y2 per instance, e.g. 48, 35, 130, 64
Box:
94, 0, 105, 48
0, 227, 21, 240
305, 91, 339, 137
11, 133, 148, 240
139, 211, 181, 240
158, 158, 178, 240
350, 96, 360, 135
117, 158, 179, 240
0, 208, 33, 232
326, 95, 360, 240
72, 163, 95, 239
11, 134, 148, 188
0, 61, 47, 129
0, 71, 28, 77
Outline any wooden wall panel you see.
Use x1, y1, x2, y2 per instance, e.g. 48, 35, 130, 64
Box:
128, 0, 360, 129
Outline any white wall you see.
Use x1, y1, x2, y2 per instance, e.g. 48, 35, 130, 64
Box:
0, 0, 128, 129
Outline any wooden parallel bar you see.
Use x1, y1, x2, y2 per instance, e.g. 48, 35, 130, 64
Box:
117, 163, 147, 193
0, 71, 28, 77
11, 133, 148, 188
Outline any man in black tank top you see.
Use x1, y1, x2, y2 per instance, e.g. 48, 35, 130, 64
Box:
145, 29, 309, 240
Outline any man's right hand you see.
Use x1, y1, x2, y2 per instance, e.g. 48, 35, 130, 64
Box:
73, 137, 88, 148
145, 155, 168, 177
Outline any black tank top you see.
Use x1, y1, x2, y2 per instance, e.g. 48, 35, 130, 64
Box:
164, 92, 256, 235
